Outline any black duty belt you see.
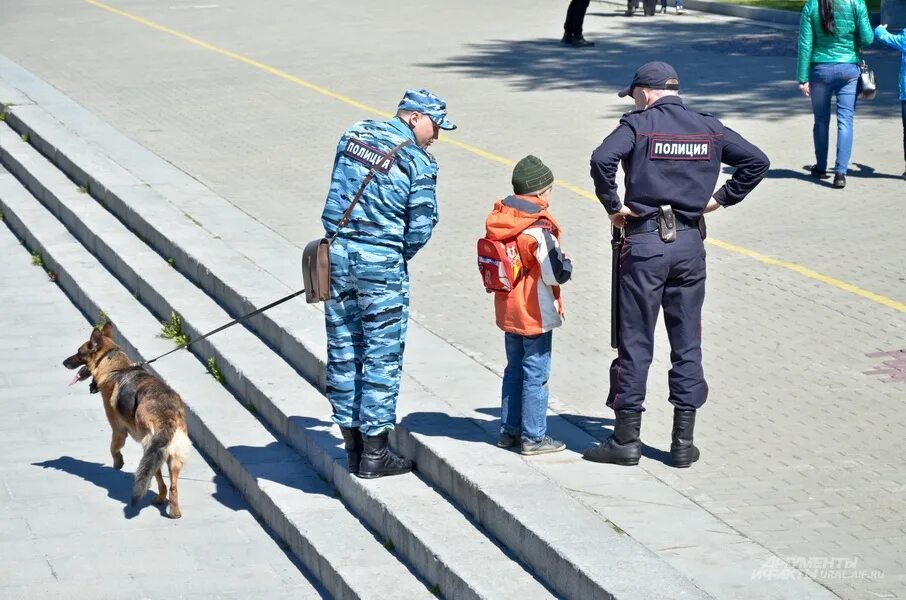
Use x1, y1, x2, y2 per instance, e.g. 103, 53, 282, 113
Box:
624, 215, 699, 236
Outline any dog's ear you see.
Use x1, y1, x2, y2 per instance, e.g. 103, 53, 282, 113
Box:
90, 327, 103, 348
101, 322, 114, 340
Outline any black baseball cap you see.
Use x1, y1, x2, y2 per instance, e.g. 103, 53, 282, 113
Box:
617, 61, 680, 98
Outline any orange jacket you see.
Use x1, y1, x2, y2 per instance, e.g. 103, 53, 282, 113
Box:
485, 195, 572, 336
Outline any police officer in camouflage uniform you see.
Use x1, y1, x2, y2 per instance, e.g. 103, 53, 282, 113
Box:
320, 89, 455, 479
583, 63, 769, 468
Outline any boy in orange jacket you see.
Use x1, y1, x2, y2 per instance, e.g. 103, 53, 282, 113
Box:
484, 156, 573, 455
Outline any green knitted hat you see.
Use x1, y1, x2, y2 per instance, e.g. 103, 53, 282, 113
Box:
512, 155, 554, 196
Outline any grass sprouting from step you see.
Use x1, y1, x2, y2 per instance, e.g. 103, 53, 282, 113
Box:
160, 311, 190, 347
206, 356, 225, 385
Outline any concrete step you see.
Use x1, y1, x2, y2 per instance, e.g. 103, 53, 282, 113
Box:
0, 125, 557, 600
0, 84, 721, 599
0, 165, 435, 600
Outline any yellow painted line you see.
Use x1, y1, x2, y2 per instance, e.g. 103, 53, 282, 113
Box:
707, 238, 906, 313
84, 0, 393, 117
84, 0, 906, 315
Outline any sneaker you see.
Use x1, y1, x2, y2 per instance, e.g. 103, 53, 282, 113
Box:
833, 174, 846, 189
497, 432, 520, 448
521, 436, 566, 456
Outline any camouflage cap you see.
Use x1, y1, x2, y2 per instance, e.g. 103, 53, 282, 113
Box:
397, 89, 457, 130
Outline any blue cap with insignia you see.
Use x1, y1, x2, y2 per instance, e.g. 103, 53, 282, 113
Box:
617, 62, 680, 98
397, 89, 457, 130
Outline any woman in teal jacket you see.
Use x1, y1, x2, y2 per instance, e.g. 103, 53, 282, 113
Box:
875, 24, 906, 177
797, 0, 874, 188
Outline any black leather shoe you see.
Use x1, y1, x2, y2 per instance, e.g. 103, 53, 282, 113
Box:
357, 431, 413, 479
339, 427, 364, 474
833, 174, 846, 189
670, 410, 700, 468
807, 165, 830, 180
583, 410, 642, 466
563, 34, 595, 47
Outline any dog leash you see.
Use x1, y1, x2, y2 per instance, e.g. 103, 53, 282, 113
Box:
136, 288, 306, 368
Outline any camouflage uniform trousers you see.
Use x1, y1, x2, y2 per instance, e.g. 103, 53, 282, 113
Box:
325, 237, 410, 436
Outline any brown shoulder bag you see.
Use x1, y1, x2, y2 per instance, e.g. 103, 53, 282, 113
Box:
302, 139, 412, 303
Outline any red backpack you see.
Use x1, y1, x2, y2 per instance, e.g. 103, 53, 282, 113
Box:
477, 237, 524, 293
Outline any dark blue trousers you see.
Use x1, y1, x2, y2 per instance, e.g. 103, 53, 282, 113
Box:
607, 229, 708, 413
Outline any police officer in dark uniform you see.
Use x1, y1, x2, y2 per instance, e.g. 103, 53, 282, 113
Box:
583, 62, 769, 468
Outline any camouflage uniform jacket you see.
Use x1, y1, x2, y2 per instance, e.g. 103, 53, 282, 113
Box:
321, 117, 439, 261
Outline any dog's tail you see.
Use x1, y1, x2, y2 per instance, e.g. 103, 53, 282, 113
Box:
131, 427, 171, 506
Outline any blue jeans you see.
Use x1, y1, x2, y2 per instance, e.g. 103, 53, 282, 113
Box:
501, 331, 552, 442
809, 63, 860, 175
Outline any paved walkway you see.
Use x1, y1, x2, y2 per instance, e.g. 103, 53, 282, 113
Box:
0, 221, 324, 599
1, 1, 904, 598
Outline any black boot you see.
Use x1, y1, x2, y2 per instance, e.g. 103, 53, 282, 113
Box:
357, 431, 413, 479
339, 427, 364, 474
670, 410, 700, 468
582, 410, 642, 466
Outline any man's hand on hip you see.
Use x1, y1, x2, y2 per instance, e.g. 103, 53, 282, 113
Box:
609, 205, 638, 228
703, 199, 722, 214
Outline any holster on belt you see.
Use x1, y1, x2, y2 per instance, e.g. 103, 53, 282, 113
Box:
697, 215, 707, 240
657, 205, 677, 243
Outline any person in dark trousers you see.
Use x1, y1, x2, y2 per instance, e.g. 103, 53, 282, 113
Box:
584, 62, 769, 468
563, 0, 595, 46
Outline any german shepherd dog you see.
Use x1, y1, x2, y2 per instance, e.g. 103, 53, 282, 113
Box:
63, 323, 190, 518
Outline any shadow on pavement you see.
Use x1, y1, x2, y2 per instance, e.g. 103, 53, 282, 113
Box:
32, 455, 247, 518
402, 409, 597, 455
420, 15, 902, 120
229, 441, 334, 497
767, 162, 904, 182
848, 162, 905, 179
556, 412, 672, 466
